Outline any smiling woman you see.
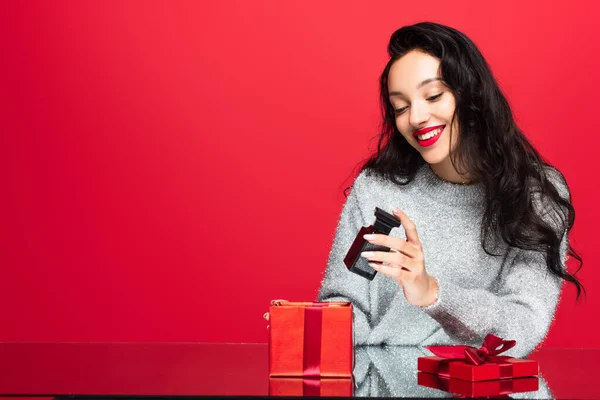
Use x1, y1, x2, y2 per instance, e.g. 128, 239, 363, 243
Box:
318, 22, 583, 357
387, 54, 461, 178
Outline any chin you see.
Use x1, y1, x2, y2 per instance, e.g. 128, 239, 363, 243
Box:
420, 151, 451, 166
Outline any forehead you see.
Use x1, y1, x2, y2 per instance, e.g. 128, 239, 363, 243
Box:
388, 50, 442, 91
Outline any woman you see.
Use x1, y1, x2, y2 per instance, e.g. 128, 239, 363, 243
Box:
318, 22, 582, 357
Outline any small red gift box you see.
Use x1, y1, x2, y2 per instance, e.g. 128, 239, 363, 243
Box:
269, 377, 354, 397
418, 355, 539, 381
268, 301, 353, 378
418, 372, 539, 397
417, 334, 539, 381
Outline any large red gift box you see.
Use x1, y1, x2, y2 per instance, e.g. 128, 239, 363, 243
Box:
268, 301, 353, 378
417, 334, 539, 381
418, 372, 539, 397
269, 377, 354, 397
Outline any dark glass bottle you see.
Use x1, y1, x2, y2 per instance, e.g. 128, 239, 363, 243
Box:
344, 207, 401, 280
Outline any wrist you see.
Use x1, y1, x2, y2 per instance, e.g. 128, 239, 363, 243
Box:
420, 275, 439, 307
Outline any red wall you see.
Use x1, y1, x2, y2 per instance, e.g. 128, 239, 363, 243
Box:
1, 1, 599, 345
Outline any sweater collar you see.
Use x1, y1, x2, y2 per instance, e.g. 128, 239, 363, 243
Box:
415, 164, 485, 208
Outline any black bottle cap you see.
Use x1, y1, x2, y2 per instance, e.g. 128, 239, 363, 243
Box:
373, 207, 401, 234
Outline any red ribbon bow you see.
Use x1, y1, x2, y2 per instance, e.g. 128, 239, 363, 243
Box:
426, 334, 516, 365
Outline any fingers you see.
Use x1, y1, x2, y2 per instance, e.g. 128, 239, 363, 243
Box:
363, 234, 419, 258
392, 208, 421, 246
368, 262, 409, 279
361, 250, 419, 271
263, 312, 270, 330
361, 208, 424, 276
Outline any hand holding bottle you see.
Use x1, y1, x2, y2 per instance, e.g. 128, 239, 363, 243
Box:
360, 208, 438, 307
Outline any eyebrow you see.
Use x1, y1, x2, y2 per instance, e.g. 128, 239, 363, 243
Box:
389, 77, 443, 97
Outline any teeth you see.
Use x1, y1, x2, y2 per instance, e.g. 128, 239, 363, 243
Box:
417, 127, 443, 141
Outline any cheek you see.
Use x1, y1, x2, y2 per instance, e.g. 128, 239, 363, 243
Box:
395, 116, 411, 137
447, 120, 461, 149
398, 129, 416, 145
448, 116, 460, 135
440, 97, 456, 118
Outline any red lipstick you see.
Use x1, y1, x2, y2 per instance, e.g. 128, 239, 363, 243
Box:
413, 125, 445, 147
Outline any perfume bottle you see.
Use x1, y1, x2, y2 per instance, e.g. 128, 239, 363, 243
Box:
344, 207, 401, 280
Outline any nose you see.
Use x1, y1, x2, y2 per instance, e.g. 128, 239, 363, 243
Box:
408, 101, 430, 128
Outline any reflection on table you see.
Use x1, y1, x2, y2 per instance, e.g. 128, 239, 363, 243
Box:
0, 343, 596, 398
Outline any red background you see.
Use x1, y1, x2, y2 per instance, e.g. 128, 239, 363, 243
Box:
1, 1, 598, 345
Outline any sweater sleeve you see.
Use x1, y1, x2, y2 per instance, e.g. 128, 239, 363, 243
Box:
318, 174, 372, 344
423, 244, 563, 357
423, 171, 571, 357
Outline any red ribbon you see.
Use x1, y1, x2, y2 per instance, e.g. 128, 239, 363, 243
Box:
302, 301, 329, 393
426, 334, 516, 366
302, 377, 321, 397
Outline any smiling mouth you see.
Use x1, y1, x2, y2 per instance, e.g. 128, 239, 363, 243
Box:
415, 126, 444, 141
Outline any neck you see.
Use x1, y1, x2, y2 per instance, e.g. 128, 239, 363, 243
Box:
429, 158, 472, 185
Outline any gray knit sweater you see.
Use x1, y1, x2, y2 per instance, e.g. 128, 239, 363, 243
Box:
318, 165, 567, 357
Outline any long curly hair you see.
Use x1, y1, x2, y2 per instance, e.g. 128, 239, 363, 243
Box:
357, 22, 583, 297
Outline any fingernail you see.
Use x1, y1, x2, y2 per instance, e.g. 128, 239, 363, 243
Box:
361, 252, 375, 259
363, 234, 376, 240
369, 262, 379, 270
392, 207, 401, 214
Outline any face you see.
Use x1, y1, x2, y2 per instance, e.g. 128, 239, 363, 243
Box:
388, 50, 459, 167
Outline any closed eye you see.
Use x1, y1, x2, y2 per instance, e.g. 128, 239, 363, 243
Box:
394, 93, 444, 116
427, 93, 443, 101
394, 106, 408, 115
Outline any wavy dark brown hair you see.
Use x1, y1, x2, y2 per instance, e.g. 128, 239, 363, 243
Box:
350, 22, 583, 297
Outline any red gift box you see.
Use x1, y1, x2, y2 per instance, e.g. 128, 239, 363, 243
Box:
268, 301, 353, 378
418, 372, 539, 397
269, 377, 354, 397
418, 355, 539, 381
417, 334, 539, 381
